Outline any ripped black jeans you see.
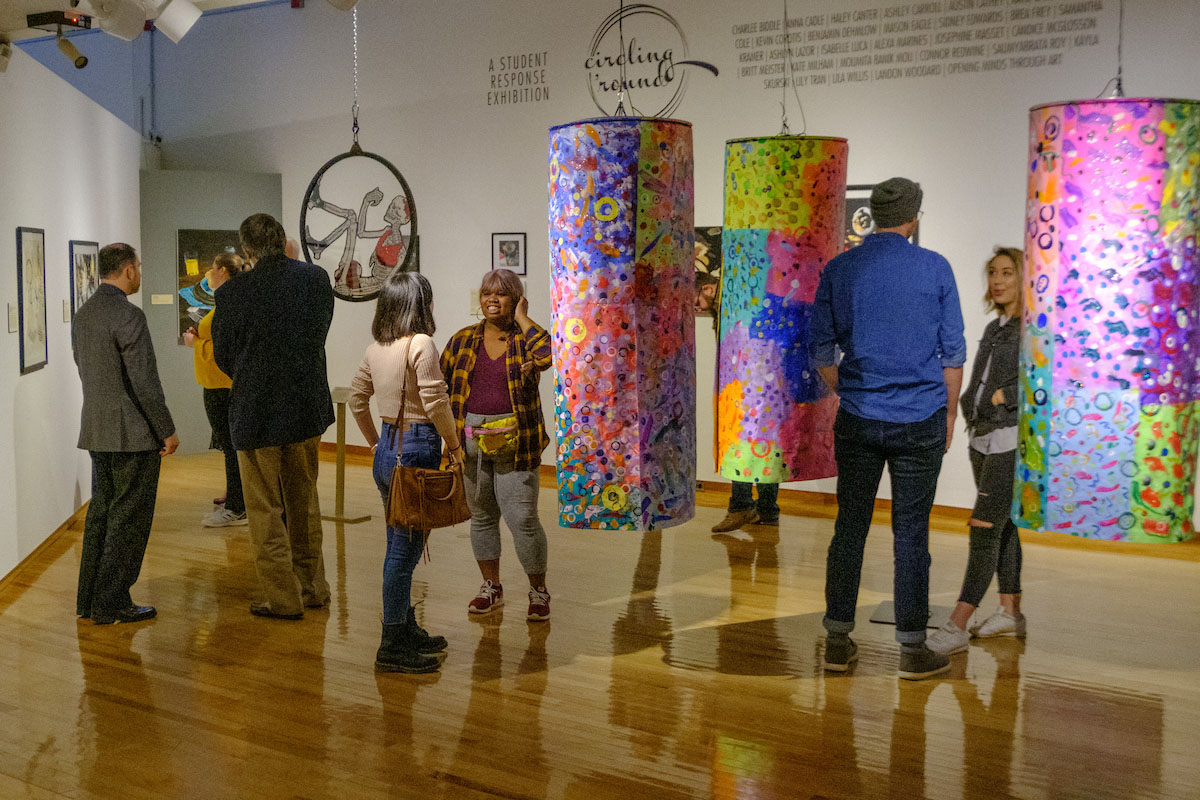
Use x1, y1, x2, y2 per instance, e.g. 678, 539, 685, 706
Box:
959, 447, 1022, 607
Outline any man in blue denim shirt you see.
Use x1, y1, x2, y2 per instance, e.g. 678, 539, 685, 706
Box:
810, 177, 966, 680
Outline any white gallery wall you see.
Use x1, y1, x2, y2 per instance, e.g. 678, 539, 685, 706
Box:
4, 0, 1199, 575
144, 0, 1200, 510
0, 46, 143, 576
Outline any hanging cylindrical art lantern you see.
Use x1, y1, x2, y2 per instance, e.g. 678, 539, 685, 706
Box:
549, 117, 696, 530
1016, 98, 1200, 542
718, 136, 848, 485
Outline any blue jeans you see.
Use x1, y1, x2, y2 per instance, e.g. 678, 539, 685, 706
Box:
824, 407, 946, 644
729, 480, 780, 520
373, 421, 442, 624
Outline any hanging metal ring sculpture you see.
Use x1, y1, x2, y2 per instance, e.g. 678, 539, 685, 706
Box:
300, 148, 419, 302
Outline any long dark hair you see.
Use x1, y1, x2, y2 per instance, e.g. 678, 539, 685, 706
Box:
372, 271, 436, 343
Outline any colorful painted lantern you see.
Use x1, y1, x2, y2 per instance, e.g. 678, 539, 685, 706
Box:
1016, 98, 1200, 542
548, 117, 696, 530
718, 136, 848, 485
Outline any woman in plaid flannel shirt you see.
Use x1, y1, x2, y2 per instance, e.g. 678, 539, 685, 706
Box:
442, 269, 553, 620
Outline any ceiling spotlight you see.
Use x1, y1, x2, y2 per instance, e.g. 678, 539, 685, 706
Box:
56, 28, 88, 69
156, 0, 201, 43
84, 0, 147, 41
324, 0, 359, 9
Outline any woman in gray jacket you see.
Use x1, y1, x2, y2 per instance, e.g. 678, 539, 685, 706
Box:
928, 246, 1026, 655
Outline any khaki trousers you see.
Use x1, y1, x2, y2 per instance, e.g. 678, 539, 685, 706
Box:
238, 436, 330, 615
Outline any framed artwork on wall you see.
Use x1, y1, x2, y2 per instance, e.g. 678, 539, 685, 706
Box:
176, 229, 241, 340
694, 225, 721, 317
492, 232, 526, 274
17, 227, 48, 375
69, 239, 100, 320
843, 183, 920, 250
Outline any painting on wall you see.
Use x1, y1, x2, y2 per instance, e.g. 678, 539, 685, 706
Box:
301, 150, 419, 301
17, 227, 47, 375
177, 229, 240, 338
843, 185, 875, 250
694, 225, 721, 317
492, 232, 526, 274
69, 239, 100, 320
843, 183, 919, 250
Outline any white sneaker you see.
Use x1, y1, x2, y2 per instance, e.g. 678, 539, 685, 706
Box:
970, 609, 1026, 638
202, 508, 248, 527
925, 621, 970, 655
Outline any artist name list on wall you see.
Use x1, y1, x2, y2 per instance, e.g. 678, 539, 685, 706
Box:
487, 51, 550, 106
732, 0, 1104, 88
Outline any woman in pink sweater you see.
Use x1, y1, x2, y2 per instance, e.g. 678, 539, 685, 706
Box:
350, 272, 465, 673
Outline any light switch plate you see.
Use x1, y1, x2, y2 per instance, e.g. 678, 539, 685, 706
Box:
63, 299, 71, 323
7, 304, 16, 333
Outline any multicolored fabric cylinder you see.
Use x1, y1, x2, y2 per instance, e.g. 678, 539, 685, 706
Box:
717, 136, 848, 484
1016, 98, 1200, 542
549, 117, 696, 530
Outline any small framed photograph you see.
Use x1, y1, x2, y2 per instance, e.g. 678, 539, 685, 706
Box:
17, 227, 48, 375
492, 232, 526, 274
69, 239, 100, 321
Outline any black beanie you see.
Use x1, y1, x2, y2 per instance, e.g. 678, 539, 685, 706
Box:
870, 178, 922, 228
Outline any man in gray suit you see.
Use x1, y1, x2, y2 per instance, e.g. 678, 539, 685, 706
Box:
73, 243, 179, 625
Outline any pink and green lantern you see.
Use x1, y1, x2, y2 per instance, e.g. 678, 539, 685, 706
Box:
717, 136, 848, 485
1016, 98, 1200, 542
549, 117, 696, 530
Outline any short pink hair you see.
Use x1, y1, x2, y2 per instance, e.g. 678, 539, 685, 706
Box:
480, 269, 523, 298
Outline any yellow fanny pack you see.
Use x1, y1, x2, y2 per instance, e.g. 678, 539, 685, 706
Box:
465, 416, 518, 459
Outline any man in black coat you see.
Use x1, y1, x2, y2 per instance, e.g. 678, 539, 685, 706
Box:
213, 214, 334, 619
73, 243, 179, 625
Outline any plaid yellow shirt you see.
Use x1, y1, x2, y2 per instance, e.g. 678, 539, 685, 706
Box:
441, 321, 552, 471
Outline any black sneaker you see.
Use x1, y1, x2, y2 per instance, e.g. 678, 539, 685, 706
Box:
823, 636, 858, 672
898, 645, 951, 680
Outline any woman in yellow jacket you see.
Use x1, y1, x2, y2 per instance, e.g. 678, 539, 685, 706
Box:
184, 253, 248, 527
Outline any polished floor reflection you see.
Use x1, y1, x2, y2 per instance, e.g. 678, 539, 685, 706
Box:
1, 453, 1197, 798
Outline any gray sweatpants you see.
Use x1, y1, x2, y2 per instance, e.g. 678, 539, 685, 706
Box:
462, 412, 548, 575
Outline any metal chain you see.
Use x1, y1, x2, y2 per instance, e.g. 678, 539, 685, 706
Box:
1115, 0, 1124, 96
777, 0, 807, 135
352, 7, 361, 149
780, 0, 790, 134
614, 0, 627, 115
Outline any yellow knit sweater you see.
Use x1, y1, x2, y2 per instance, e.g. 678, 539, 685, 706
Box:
192, 308, 232, 389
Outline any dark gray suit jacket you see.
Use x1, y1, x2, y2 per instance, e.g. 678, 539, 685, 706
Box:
72, 283, 175, 452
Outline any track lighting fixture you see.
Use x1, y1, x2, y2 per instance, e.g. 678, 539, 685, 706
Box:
56, 27, 88, 69
76, 0, 147, 42
156, 0, 201, 43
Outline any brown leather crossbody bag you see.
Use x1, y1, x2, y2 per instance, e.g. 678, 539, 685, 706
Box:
385, 338, 471, 531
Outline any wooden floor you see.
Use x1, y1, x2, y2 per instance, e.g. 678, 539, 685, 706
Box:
1, 453, 1199, 799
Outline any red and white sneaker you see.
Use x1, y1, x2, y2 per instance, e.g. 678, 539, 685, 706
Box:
527, 586, 551, 621
468, 580, 504, 614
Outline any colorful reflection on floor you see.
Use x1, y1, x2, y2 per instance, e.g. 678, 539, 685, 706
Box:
0, 454, 1192, 799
